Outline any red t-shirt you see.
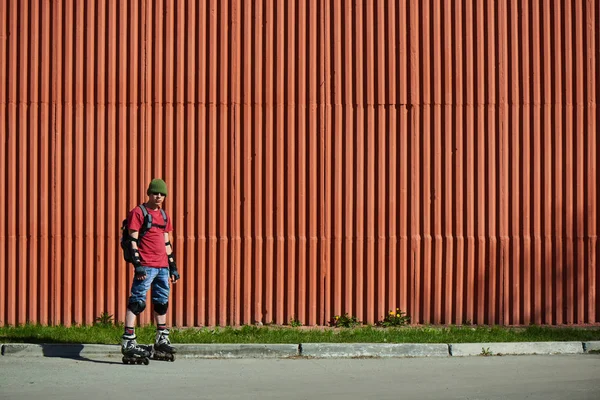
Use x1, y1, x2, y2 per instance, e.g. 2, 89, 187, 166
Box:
127, 204, 173, 268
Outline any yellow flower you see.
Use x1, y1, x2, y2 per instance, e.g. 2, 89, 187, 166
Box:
389, 311, 394, 316
396, 313, 400, 317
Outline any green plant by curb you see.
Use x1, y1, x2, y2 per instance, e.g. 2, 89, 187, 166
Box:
480, 347, 493, 356
330, 313, 360, 328
377, 309, 410, 327
94, 312, 114, 327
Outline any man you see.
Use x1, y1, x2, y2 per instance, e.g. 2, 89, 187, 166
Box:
121, 178, 180, 360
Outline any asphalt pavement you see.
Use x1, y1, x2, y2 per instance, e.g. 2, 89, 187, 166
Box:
1, 354, 600, 400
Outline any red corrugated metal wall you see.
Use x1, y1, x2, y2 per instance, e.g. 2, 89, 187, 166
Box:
0, 0, 598, 327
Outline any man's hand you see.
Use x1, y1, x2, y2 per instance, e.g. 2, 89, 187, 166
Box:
169, 263, 180, 283
130, 230, 145, 280
134, 264, 147, 280
165, 237, 179, 283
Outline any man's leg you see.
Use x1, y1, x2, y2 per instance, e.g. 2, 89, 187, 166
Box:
125, 309, 137, 328
122, 268, 152, 356
152, 268, 176, 356
154, 311, 167, 326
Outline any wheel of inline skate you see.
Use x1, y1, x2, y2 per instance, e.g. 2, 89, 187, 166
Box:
143, 358, 150, 365
122, 357, 127, 364
170, 354, 175, 362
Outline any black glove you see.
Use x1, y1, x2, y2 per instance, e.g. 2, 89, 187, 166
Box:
134, 264, 146, 280
131, 247, 146, 279
168, 254, 180, 282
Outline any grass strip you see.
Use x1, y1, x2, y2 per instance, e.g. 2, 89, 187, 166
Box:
1, 324, 599, 345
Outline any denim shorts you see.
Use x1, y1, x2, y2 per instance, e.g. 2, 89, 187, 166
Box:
129, 267, 170, 304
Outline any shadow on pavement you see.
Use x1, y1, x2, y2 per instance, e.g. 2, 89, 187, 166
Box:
41, 344, 123, 365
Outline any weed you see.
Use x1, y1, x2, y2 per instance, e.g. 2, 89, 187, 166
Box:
330, 313, 360, 328
480, 347, 493, 356
94, 312, 114, 327
289, 317, 303, 327
377, 309, 411, 327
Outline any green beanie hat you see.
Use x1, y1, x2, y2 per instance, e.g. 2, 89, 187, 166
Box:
147, 178, 168, 196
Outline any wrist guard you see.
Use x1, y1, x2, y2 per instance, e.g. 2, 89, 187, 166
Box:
168, 254, 180, 282
130, 239, 142, 266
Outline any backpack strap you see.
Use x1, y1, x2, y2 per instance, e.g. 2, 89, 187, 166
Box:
160, 209, 168, 227
150, 208, 168, 230
138, 204, 153, 236
137, 204, 168, 236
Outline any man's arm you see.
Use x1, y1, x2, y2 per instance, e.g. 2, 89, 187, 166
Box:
128, 230, 147, 280
165, 232, 180, 283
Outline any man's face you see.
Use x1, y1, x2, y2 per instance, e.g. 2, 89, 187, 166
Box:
148, 191, 166, 207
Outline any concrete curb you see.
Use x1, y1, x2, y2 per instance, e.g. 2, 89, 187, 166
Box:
450, 341, 584, 357
0, 343, 299, 359
300, 343, 449, 358
1, 342, 598, 359
1, 343, 122, 357
176, 344, 299, 358
583, 341, 600, 353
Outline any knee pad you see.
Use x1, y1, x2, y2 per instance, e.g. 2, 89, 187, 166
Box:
127, 300, 146, 315
153, 302, 169, 315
